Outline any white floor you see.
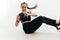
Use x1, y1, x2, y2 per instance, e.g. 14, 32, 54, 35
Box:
0, 30, 60, 40
0, 24, 60, 40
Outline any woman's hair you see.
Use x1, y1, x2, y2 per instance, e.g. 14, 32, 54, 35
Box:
21, 2, 33, 9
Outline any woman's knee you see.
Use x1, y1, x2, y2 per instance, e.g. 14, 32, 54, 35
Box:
38, 16, 44, 20
37, 16, 42, 18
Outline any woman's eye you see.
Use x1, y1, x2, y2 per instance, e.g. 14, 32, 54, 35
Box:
22, 7, 26, 8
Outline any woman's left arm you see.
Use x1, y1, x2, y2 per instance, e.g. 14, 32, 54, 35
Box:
27, 11, 38, 17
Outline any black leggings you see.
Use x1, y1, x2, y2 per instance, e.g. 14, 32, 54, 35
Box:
23, 16, 59, 34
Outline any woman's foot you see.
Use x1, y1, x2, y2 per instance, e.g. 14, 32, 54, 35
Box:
55, 26, 60, 30
57, 28, 60, 30
57, 19, 60, 30
57, 28, 60, 32
55, 19, 60, 30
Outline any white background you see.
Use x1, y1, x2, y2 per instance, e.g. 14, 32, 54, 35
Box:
0, 0, 60, 40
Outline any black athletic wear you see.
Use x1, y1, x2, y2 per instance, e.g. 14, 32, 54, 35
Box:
18, 13, 60, 34
18, 12, 31, 22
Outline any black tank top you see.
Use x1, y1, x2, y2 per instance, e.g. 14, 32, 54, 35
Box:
18, 12, 31, 22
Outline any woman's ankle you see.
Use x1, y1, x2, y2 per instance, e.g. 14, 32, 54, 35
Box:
56, 19, 60, 26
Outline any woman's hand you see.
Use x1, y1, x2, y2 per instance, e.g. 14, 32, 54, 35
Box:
26, 11, 38, 17
15, 15, 20, 27
15, 22, 19, 27
27, 11, 31, 14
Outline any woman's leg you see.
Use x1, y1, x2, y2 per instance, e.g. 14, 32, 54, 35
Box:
23, 16, 60, 34
31, 16, 60, 32
28, 16, 46, 32
41, 16, 60, 30
30, 16, 60, 31
23, 16, 43, 33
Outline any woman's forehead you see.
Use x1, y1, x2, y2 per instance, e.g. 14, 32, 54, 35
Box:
21, 3, 27, 6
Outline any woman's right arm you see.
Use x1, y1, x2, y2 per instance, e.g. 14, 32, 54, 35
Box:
15, 15, 20, 27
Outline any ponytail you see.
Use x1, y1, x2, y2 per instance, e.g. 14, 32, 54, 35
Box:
27, 7, 33, 9
27, 6, 37, 10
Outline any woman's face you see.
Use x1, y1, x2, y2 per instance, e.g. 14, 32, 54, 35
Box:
21, 4, 27, 11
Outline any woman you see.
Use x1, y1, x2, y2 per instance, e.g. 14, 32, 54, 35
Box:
15, 2, 60, 34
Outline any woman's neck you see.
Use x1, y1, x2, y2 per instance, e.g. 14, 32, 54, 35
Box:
22, 10, 27, 14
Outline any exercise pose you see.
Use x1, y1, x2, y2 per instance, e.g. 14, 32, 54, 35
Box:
15, 2, 60, 34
